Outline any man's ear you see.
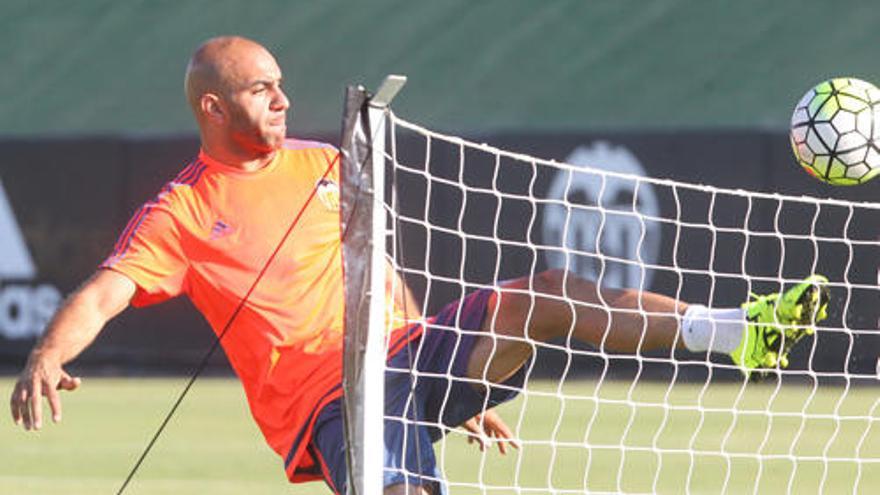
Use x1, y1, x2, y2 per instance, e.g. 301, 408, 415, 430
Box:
201, 93, 225, 124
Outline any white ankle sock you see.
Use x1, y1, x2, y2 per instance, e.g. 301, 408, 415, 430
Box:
680, 305, 746, 354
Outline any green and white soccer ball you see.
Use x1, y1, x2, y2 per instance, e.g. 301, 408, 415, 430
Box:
790, 77, 880, 185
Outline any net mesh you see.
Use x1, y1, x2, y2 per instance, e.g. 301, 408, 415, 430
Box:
376, 111, 880, 494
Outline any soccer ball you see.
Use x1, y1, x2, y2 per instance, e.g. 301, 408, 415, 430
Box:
790, 77, 880, 185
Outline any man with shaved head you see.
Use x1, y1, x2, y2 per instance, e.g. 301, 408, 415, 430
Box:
9, 36, 515, 495
9, 36, 829, 495
184, 37, 290, 160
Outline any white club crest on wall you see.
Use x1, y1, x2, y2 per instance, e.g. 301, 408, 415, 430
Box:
542, 142, 661, 289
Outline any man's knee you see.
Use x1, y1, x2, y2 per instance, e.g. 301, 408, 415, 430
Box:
527, 269, 611, 341
532, 268, 567, 296
531, 268, 599, 296
491, 269, 580, 341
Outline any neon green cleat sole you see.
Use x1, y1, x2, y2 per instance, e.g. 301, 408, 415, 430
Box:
731, 275, 830, 379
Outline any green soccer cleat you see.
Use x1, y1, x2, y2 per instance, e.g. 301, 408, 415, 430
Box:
731, 275, 830, 379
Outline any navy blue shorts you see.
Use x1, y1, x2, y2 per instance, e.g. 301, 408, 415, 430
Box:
309, 288, 527, 494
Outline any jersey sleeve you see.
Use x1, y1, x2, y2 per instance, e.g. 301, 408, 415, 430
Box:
100, 201, 188, 307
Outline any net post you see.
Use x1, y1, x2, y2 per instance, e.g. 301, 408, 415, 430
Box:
340, 75, 406, 495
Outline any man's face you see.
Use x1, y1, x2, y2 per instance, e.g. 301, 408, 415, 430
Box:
221, 49, 290, 153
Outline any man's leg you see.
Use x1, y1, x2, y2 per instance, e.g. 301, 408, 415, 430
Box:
467, 268, 686, 384
311, 396, 442, 495
467, 270, 830, 383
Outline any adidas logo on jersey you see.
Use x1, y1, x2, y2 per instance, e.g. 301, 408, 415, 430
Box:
209, 219, 234, 240
0, 178, 62, 339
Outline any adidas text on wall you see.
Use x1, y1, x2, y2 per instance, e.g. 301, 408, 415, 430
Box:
0, 179, 62, 339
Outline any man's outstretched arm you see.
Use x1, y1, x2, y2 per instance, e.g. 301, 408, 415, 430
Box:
10, 269, 136, 431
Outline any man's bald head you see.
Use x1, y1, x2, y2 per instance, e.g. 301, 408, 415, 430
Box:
184, 36, 290, 163
184, 36, 277, 116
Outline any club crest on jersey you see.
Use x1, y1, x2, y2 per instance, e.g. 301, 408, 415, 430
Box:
316, 178, 340, 211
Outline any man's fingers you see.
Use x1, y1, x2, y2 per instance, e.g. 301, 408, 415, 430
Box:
475, 431, 488, 451
500, 425, 514, 438
463, 412, 524, 455
486, 416, 520, 452
464, 428, 486, 451
494, 420, 514, 439
10, 384, 23, 426
45, 385, 63, 423
500, 435, 520, 453
29, 379, 43, 430
485, 429, 508, 455
57, 373, 81, 391
500, 434, 520, 452
19, 386, 32, 430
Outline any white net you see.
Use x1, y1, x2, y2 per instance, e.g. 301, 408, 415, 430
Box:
376, 111, 880, 494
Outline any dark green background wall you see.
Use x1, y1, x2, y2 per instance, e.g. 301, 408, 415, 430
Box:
2, 0, 879, 136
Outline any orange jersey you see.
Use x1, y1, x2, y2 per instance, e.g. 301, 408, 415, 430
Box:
101, 139, 412, 481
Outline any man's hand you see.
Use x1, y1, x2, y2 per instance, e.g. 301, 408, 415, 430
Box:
461, 409, 519, 455
9, 269, 134, 431
11, 356, 81, 431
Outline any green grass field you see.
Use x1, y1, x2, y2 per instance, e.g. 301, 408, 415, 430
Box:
3, 377, 879, 494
